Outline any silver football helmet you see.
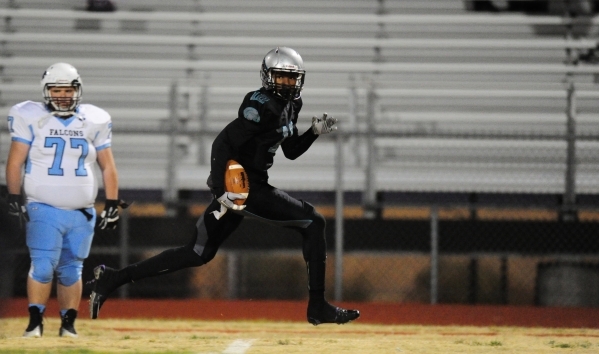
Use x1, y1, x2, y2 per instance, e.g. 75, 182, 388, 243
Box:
260, 47, 305, 99
41, 62, 83, 116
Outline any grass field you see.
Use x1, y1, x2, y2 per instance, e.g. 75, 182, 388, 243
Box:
2, 317, 599, 354
2, 298, 599, 353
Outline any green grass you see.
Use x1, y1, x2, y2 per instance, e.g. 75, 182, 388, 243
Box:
547, 340, 595, 349
455, 339, 503, 347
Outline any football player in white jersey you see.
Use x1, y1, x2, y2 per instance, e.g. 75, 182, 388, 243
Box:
5, 63, 124, 338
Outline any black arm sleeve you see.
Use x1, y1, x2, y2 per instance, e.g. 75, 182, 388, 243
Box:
280, 126, 319, 160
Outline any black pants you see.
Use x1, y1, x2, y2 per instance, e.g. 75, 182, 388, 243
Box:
124, 182, 328, 295
195, 181, 326, 264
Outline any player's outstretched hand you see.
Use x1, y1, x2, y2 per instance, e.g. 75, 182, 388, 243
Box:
311, 113, 338, 135
7, 194, 29, 233
96, 199, 130, 230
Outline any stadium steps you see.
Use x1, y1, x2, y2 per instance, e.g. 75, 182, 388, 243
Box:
0, 2, 598, 194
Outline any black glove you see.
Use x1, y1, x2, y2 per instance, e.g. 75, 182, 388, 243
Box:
7, 194, 29, 232
96, 199, 129, 230
206, 174, 224, 199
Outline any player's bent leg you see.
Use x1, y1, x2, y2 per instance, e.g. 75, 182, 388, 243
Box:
245, 189, 360, 325
89, 206, 241, 319
299, 204, 360, 325
89, 245, 205, 319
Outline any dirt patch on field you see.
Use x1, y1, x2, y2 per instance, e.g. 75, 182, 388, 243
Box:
2, 298, 599, 328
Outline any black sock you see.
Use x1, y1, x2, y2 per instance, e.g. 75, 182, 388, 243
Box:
307, 260, 326, 302
124, 246, 204, 282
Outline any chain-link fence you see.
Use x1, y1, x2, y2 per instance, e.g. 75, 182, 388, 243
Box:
3, 189, 599, 308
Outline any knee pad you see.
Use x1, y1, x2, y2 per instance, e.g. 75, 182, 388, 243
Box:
29, 257, 56, 284
193, 216, 218, 265
302, 201, 326, 230
56, 259, 83, 286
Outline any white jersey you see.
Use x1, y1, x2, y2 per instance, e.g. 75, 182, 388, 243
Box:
8, 101, 112, 210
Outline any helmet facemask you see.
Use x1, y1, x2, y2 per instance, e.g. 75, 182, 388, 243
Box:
270, 69, 304, 100
260, 47, 306, 100
41, 63, 83, 117
43, 84, 82, 117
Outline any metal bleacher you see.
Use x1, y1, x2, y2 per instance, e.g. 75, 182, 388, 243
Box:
1, 0, 598, 196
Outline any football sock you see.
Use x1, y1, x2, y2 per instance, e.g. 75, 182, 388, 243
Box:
29, 304, 46, 313
307, 260, 326, 302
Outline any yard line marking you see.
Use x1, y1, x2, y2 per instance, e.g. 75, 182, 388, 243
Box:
221, 339, 255, 354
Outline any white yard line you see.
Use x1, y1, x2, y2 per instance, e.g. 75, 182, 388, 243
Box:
221, 339, 255, 354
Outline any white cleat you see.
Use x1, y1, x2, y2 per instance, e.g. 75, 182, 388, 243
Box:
22, 325, 42, 338
59, 326, 78, 338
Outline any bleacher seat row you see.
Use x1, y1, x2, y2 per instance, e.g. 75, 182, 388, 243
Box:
0, 2, 598, 195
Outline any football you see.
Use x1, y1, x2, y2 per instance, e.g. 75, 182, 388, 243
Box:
224, 159, 249, 205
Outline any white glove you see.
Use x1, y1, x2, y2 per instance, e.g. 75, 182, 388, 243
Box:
311, 113, 338, 135
211, 192, 247, 220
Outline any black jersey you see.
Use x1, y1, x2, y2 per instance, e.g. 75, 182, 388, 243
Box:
209, 88, 319, 196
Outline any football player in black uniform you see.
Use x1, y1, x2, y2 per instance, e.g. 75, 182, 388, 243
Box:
89, 47, 360, 325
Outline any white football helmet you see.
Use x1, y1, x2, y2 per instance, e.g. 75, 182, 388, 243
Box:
41, 62, 83, 116
260, 47, 305, 100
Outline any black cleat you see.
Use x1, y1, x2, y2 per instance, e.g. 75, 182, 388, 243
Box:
89, 265, 118, 319
23, 306, 44, 338
59, 309, 78, 338
307, 300, 360, 326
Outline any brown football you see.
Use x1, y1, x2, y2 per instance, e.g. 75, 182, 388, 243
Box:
224, 159, 249, 205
